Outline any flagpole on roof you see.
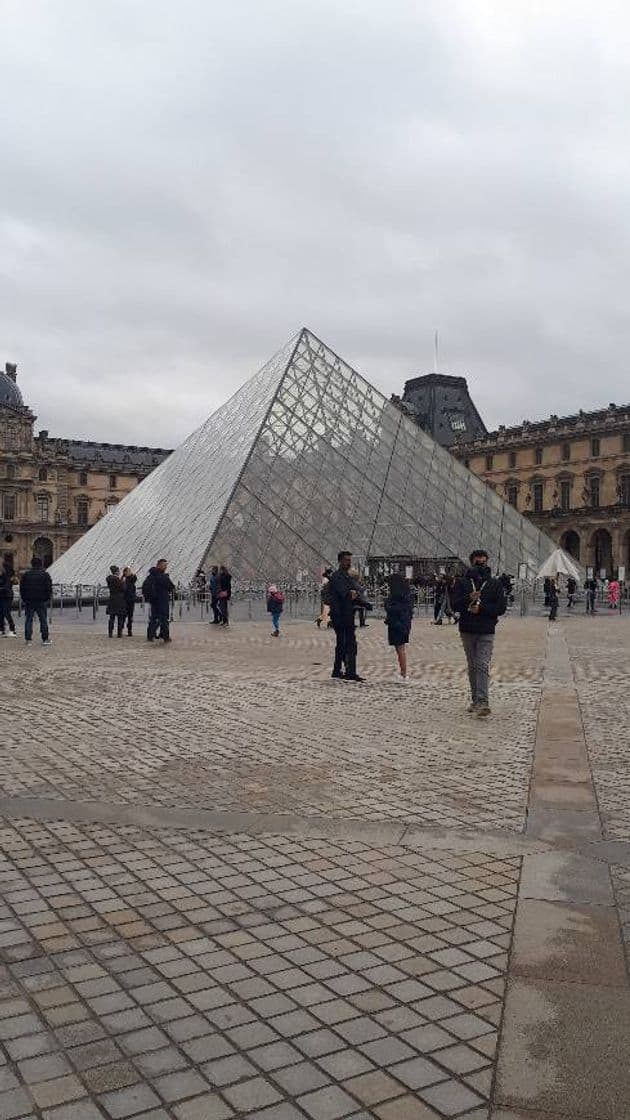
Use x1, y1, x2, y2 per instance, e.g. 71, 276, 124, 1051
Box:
434, 329, 439, 373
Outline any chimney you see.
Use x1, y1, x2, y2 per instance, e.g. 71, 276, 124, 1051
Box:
5, 362, 17, 382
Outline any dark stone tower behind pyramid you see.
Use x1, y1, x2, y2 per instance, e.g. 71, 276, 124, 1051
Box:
395, 373, 487, 449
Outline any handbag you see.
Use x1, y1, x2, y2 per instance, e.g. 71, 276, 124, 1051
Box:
218, 590, 228, 599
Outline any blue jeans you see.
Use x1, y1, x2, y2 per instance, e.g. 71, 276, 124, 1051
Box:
25, 603, 49, 642
271, 611, 281, 632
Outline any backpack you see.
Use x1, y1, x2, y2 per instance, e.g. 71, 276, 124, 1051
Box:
141, 573, 155, 601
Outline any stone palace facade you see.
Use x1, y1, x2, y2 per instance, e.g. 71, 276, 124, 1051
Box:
0, 363, 170, 574
451, 403, 630, 577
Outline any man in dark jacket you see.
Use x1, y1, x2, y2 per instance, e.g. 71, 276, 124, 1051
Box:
106, 565, 126, 638
218, 565, 232, 626
19, 557, 53, 645
327, 550, 366, 682
209, 565, 221, 624
144, 559, 175, 642
122, 567, 137, 635
451, 549, 506, 716
0, 563, 17, 637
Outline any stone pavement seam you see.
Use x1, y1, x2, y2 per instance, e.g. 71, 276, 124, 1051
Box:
495, 623, 630, 1120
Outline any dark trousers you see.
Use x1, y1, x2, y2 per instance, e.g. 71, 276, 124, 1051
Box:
333, 619, 357, 678
124, 602, 135, 634
0, 601, 15, 633
108, 608, 125, 638
148, 608, 170, 641
210, 596, 221, 623
586, 592, 596, 614
25, 603, 49, 642
549, 599, 558, 621
218, 597, 229, 625
357, 607, 367, 627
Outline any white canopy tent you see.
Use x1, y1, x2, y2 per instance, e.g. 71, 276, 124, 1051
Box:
536, 548, 583, 581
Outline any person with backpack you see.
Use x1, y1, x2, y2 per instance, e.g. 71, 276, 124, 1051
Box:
106, 565, 126, 638
451, 549, 507, 717
384, 572, 414, 683
122, 567, 137, 635
267, 584, 285, 636
19, 557, 52, 645
0, 562, 17, 637
143, 558, 175, 642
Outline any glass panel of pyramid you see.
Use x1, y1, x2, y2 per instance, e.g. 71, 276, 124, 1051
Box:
50, 328, 554, 587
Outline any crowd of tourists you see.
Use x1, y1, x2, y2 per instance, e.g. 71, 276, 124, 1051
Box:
0, 545, 622, 717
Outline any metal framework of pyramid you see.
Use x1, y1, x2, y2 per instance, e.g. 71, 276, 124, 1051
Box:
49, 329, 554, 586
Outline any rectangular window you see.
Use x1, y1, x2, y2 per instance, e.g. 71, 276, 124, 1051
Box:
77, 499, 89, 526
508, 451, 517, 469
561, 442, 571, 461
78, 470, 88, 486
2, 493, 16, 520
507, 484, 518, 508
37, 496, 49, 522
623, 433, 630, 453
560, 479, 571, 511
533, 482, 544, 513
620, 475, 630, 508
109, 474, 117, 489
589, 476, 600, 508
591, 437, 600, 457
535, 447, 543, 466
485, 454, 494, 471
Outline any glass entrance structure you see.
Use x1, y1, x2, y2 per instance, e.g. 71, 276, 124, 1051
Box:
49, 329, 554, 586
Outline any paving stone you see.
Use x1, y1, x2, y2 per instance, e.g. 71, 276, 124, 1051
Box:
30, 1074, 87, 1108
341, 1070, 403, 1105
420, 1077, 484, 1115
203, 1054, 257, 1086
173, 1097, 234, 1120
222, 1076, 282, 1111
388, 1056, 448, 1090
0, 1086, 34, 1119
297, 1084, 358, 1119
375, 1099, 440, 1120
272, 1061, 330, 1095
96, 1082, 162, 1117
153, 1069, 211, 1103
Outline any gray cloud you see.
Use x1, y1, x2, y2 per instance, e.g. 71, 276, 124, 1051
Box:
2, 0, 630, 446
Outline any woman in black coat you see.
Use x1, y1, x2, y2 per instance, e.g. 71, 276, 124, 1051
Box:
106, 565, 126, 638
384, 573, 414, 683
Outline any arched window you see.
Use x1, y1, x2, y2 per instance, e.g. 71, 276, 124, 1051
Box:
78, 470, 88, 486
38, 466, 48, 482
6, 463, 16, 480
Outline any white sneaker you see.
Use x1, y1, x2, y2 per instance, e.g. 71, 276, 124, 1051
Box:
397, 675, 410, 684
42, 640, 52, 647
7, 631, 17, 638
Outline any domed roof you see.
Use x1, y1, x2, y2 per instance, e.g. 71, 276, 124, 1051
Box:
0, 364, 24, 409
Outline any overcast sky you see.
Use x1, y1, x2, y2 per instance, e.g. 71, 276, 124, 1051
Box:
2, 1, 629, 448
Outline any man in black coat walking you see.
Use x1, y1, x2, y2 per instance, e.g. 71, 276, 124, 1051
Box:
327, 550, 366, 682
19, 557, 52, 645
451, 549, 506, 716
144, 559, 175, 642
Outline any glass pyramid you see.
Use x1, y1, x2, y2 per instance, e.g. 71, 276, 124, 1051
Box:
49, 329, 553, 586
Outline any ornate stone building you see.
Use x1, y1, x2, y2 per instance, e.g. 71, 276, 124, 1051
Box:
392, 372, 488, 449
0, 363, 171, 574
451, 403, 630, 577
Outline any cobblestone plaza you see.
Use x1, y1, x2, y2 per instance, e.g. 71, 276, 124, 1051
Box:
1, 614, 630, 1118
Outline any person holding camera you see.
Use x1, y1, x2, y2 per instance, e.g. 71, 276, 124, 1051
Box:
452, 549, 507, 716
327, 550, 371, 682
